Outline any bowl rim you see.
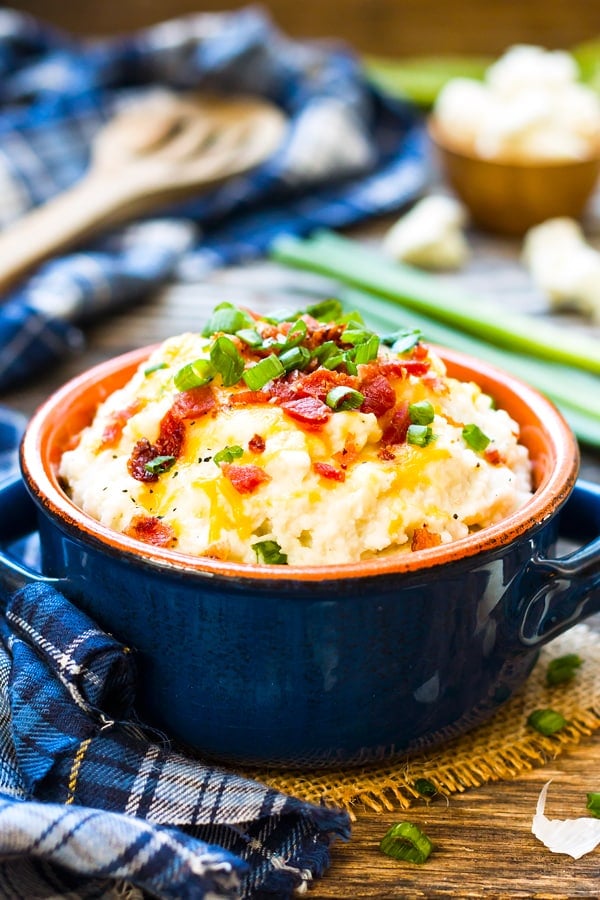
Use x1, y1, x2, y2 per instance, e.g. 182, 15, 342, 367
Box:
21, 342, 579, 583
427, 116, 600, 170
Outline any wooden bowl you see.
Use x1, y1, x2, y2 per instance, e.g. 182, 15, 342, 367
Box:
428, 117, 600, 236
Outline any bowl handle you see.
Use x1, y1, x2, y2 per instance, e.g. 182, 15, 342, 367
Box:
0, 472, 61, 593
517, 479, 600, 647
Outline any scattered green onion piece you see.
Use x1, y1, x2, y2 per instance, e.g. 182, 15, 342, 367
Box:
407, 424, 434, 447
236, 328, 263, 348
353, 333, 380, 364
283, 318, 308, 348
243, 354, 285, 390
379, 822, 433, 863
261, 307, 298, 324
325, 386, 365, 411
174, 359, 215, 391
312, 341, 339, 364
409, 400, 435, 426
527, 708, 567, 736
413, 778, 436, 798
144, 455, 176, 475
279, 345, 311, 373
382, 327, 422, 353
213, 445, 244, 465
304, 298, 343, 321
144, 361, 168, 376
342, 325, 372, 346
202, 303, 253, 337
586, 792, 600, 818
322, 352, 346, 371
210, 335, 245, 387
546, 654, 583, 686
252, 539, 288, 565
462, 423, 490, 452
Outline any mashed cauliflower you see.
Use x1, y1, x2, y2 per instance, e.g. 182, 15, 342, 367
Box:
59, 301, 533, 565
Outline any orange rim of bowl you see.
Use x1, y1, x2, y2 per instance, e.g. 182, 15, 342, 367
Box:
21, 344, 579, 583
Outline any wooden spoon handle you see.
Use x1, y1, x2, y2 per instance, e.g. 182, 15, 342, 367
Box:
0, 173, 135, 295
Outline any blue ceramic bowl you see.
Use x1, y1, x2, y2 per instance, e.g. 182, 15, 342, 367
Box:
1, 346, 599, 768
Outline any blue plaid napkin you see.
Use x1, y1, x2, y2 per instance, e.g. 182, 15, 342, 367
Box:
0, 5, 428, 392
0, 406, 350, 898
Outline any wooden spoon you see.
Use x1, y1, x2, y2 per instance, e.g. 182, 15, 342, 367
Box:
0, 92, 287, 293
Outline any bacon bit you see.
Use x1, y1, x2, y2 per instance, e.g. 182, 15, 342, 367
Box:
128, 438, 161, 482
378, 446, 396, 461
171, 386, 215, 420
222, 463, 271, 494
267, 378, 298, 403
229, 390, 272, 405
126, 515, 176, 547
359, 374, 396, 417
155, 411, 186, 458
381, 403, 411, 445
281, 397, 332, 429
100, 402, 141, 448
484, 447, 504, 465
313, 461, 346, 482
296, 368, 359, 402
128, 386, 216, 481
379, 359, 431, 379
411, 526, 442, 552
412, 342, 429, 360
303, 322, 346, 351
248, 434, 266, 454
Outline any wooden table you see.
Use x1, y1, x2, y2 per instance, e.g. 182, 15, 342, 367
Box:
2, 223, 600, 898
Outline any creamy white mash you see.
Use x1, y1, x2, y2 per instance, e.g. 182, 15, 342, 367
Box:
59, 303, 533, 565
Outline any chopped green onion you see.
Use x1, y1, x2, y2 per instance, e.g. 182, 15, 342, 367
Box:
462, 423, 490, 452
586, 792, 600, 818
304, 298, 343, 321
262, 307, 297, 324
379, 822, 433, 864
342, 325, 372, 345
210, 335, 245, 387
527, 708, 567, 735
413, 778, 436, 798
312, 341, 339, 364
282, 318, 308, 348
144, 361, 168, 376
546, 654, 583, 686
409, 400, 435, 426
279, 345, 311, 373
214, 445, 244, 465
243, 354, 285, 390
144, 455, 176, 475
202, 302, 253, 336
407, 424, 434, 447
325, 386, 365, 411
236, 328, 263, 348
382, 327, 422, 353
174, 358, 215, 391
353, 333, 380, 364
252, 539, 288, 565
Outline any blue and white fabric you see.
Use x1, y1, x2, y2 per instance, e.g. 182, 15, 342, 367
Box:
0, 5, 428, 391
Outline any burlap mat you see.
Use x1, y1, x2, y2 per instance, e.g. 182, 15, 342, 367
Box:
244, 624, 600, 819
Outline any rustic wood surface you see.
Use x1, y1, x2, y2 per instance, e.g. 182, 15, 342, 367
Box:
12, 0, 600, 57
2, 219, 600, 898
